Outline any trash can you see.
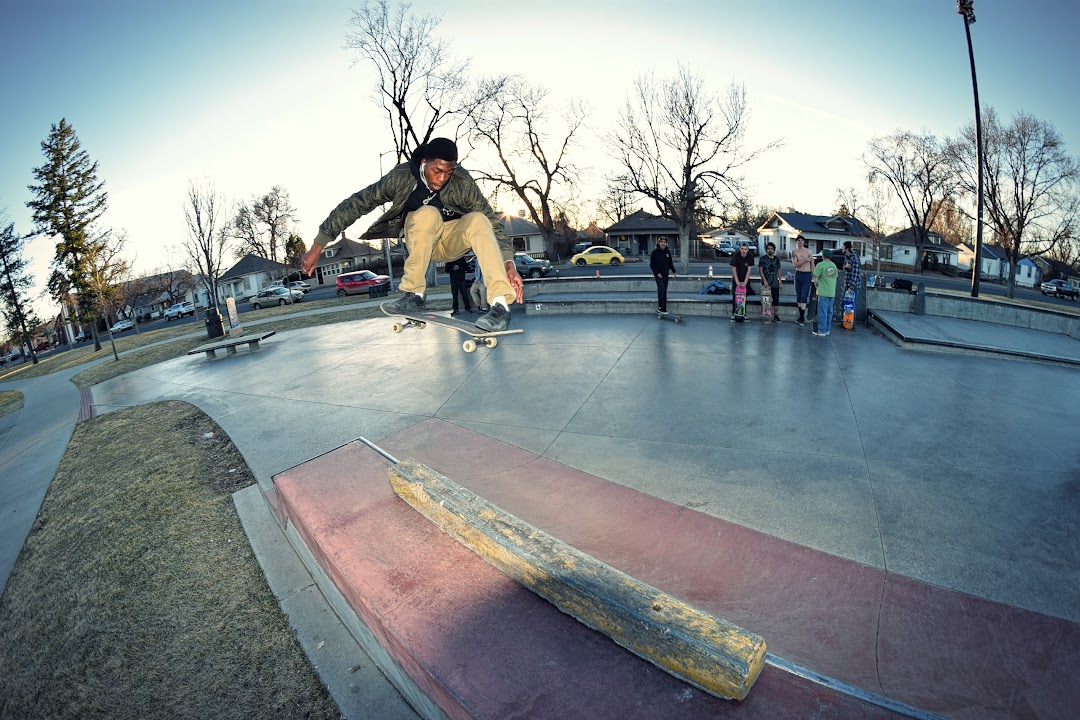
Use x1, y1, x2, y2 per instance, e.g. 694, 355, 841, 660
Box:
204, 307, 225, 339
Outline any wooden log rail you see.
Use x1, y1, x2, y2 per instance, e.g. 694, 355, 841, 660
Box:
389, 458, 767, 701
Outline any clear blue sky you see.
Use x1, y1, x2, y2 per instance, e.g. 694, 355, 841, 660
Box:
1, 0, 1077, 319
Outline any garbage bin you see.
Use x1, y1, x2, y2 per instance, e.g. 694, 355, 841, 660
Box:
204, 307, 225, 339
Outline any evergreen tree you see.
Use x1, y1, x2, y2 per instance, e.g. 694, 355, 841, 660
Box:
26, 118, 109, 349
0, 223, 43, 363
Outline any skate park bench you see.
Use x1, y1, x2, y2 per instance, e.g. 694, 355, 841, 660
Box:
187, 331, 276, 358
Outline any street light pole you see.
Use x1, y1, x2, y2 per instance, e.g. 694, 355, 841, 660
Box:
379, 150, 398, 291
958, 0, 984, 297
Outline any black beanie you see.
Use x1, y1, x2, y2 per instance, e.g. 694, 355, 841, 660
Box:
416, 137, 458, 163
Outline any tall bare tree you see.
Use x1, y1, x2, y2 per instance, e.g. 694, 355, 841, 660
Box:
595, 184, 637, 228
952, 109, 1079, 296
346, 0, 476, 163
84, 229, 131, 360
608, 67, 778, 274
466, 77, 586, 258
231, 186, 295, 265
865, 130, 958, 275
184, 179, 230, 308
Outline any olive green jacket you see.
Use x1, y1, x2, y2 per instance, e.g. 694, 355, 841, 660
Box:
314, 162, 512, 261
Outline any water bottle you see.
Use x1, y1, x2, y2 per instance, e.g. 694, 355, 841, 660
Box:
708, 266, 714, 277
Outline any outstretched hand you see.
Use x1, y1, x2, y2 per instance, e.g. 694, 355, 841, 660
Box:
301, 244, 323, 277
505, 263, 524, 303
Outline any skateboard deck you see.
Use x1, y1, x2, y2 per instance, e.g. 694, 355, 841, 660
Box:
761, 287, 773, 319
842, 288, 855, 330
382, 304, 522, 352
734, 286, 747, 322
656, 312, 683, 323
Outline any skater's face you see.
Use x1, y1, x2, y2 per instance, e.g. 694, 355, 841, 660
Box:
422, 159, 456, 191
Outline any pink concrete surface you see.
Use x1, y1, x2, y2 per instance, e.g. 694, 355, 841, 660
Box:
376, 418, 1080, 720
274, 438, 903, 718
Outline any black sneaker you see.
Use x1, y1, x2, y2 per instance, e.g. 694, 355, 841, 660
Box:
475, 303, 510, 332
773, 316, 782, 323
383, 292, 425, 314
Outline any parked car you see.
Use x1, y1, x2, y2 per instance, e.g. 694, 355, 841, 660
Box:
1040, 279, 1079, 300
33, 340, 49, 352
513, 252, 553, 278
570, 245, 624, 266
164, 301, 196, 320
572, 242, 593, 254
110, 319, 135, 333
716, 241, 738, 257
287, 280, 312, 293
336, 270, 390, 296
250, 286, 303, 308
74, 330, 91, 343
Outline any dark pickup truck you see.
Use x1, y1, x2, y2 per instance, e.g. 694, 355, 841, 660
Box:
1040, 279, 1079, 300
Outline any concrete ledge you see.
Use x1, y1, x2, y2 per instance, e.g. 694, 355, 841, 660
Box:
389, 458, 767, 701
864, 286, 1080, 336
187, 331, 276, 358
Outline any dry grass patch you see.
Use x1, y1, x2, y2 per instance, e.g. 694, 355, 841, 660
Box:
0, 391, 24, 419
0, 401, 342, 720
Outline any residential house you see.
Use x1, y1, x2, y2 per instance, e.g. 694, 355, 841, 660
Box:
956, 243, 1010, 282
126, 270, 200, 321
1032, 257, 1080, 288
756, 210, 874, 260
699, 227, 753, 249
216, 254, 290, 303
881, 228, 960, 271
307, 234, 398, 288
603, 209, 678, 258
502, 215, 546, 257
1013, 257, 1041, 288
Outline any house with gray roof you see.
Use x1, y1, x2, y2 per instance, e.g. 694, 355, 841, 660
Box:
501, 215, 546, 257
216, 254, 290, 302
756, 210, 874, 260
307, 234, 395, 288
956, 243, 1011, 282
882, 227, 959, 271
603, 209, 678, 258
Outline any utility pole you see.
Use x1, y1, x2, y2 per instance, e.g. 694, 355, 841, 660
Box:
958, 0, 984, 297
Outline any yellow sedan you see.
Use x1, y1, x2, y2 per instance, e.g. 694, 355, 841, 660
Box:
570, 245, 625, 266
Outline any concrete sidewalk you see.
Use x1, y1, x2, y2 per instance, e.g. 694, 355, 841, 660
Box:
2, 304, 1078, 718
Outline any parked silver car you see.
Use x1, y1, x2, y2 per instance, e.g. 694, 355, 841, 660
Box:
249, 287, 303, 309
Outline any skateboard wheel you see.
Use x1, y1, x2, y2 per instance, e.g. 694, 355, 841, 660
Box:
392, 323, 404, 333
483, 337, 497, 348
416, 321, 426, 329
463, 339, 477, 352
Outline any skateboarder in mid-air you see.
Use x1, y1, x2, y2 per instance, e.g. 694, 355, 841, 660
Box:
301, 138, 524, 331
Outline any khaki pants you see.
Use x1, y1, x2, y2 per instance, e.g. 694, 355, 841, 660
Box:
401, 207, 514, 305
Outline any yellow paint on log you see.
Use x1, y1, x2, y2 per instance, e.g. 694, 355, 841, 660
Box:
389, 459, 767, 701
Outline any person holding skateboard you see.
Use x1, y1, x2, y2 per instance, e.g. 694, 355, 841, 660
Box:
791, 235, 814, 326
650, 236, 677, 316
729, 243, 754, 322
811, 249, 839, 336
841, 240, 862, 329
301, 138, 523, 331
758, 242, 782, 323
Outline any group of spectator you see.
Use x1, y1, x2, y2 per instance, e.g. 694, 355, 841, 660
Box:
650, 235, 862, 333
